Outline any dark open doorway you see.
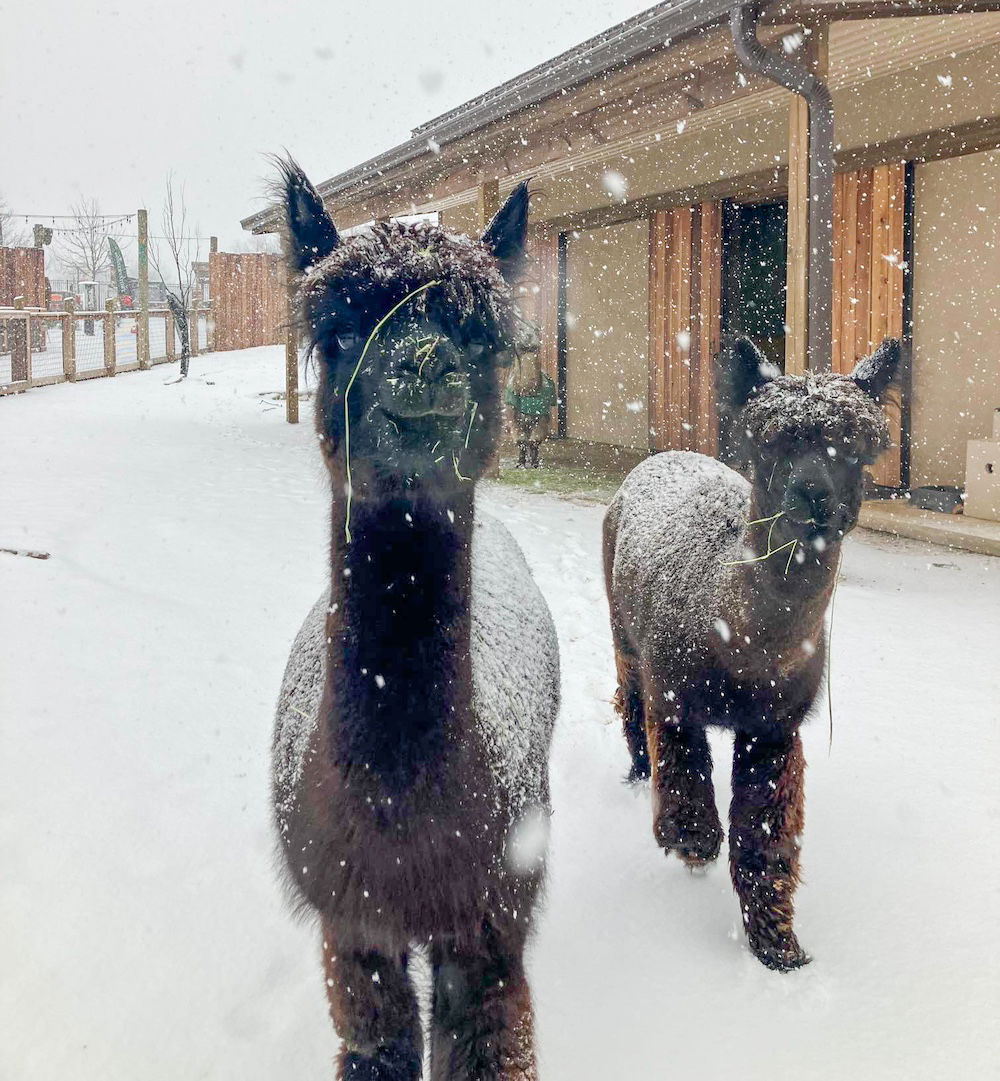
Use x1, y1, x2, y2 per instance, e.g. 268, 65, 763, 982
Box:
722, 200, 788, 372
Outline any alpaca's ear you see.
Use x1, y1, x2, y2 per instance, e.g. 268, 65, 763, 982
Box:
721, 336, 779, 411
851, 338, 901, 401
277, 157, 339, 274
481, 180, 531, 281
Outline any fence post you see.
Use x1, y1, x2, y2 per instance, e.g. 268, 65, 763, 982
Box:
63, 299, 76, 381
190, 300, 200, 356
137, 208, 150, 369
104, 300, 117, 375
11, 297, 29, 382
283, 264, 299, 424
165, 308, 176, 362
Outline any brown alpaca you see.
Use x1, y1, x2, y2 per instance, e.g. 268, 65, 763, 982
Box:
271, 161, 559, 1079
604, 336, 900, 971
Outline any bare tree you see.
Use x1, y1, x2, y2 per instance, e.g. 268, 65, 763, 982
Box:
149, 174, 200, 378
230, 232, 281, 254
58, 196, 112, 281
0, 190, 27, 248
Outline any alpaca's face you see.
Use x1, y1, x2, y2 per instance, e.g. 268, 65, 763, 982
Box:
278, 159, 530, 500
753, 441, 869, 546
312, 300, 507, 492
724, 337, 902, 549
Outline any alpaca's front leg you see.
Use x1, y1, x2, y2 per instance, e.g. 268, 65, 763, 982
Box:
430, 934, 536, 1081
647, 712, 722, 866
321, 922, 422, 1081
729, 729, 810, 971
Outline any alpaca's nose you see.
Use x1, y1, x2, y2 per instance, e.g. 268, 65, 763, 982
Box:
784, 468, 836, 528
787, 485, 833, 527
400, 342, 458, 383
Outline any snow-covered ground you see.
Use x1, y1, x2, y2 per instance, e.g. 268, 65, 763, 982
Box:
2, 346, 998, 1080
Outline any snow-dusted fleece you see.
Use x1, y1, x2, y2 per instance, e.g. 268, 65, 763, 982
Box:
606, 451, 749, 651
273, 509, 560, 830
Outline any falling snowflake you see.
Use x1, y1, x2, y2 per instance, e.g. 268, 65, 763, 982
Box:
602, 170, 627, 202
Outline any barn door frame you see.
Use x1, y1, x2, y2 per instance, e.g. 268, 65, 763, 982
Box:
832, 161, 910, 491
647, 202, 722, 457
556, 232, 568, 439
899, 161, 916, 493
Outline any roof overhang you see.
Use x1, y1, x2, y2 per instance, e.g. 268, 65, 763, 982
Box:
241, 0, 1000, 233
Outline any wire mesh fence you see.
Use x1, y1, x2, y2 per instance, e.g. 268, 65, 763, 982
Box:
29, 316, 66, 381
149, 310, 169, 364
197, 310, 213, 352
74, 315, 106, 375
1, 302, 214, 394
0, 312, 65, 385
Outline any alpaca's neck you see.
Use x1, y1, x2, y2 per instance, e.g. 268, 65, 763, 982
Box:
720, 490, 841, 671
324, 491, 475, 787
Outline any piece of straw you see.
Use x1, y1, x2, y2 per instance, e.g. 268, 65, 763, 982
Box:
826, 548, 844, 752
720, 510, 799, 573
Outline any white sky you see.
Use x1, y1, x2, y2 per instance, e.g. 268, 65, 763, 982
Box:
1, 0, 655, 269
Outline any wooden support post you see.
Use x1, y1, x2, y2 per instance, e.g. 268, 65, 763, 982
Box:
104, 300, 117, 375
165, 309, 176, 362
477, 179, 501, 473
63, 299, 76, 381
785, 26, 828, 375
190, 300, 200, 356
284, 264, 299, 424
137, 208, 150, 369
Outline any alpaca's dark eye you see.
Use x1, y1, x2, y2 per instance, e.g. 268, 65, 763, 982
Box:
336, 332, 361, 351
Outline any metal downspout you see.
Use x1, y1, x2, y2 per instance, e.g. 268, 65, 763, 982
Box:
730, 4, 834, 372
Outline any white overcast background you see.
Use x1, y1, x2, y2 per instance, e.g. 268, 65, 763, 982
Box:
1, 0, 655, 253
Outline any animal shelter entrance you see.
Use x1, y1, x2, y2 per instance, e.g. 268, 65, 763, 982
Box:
721, 200, 789, 374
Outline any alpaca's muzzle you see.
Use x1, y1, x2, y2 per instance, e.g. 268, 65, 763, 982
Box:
379, 371, 470, 421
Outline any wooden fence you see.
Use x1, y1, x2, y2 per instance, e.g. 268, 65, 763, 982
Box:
0, 301, 213, 394
0, 247, 45, 308
209, 252, 285, 351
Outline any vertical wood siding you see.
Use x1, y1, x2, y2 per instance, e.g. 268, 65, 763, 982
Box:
648, 204, 722, 456
833, 164, 906, 486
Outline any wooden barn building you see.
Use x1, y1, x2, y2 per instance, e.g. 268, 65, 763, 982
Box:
243, 0, 1000, 520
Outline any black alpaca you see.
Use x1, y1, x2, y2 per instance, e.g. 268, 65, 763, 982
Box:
604, 337, 900, 971
271, 161, 559, 1079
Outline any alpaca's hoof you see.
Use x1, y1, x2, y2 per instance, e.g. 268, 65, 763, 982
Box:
654, 815, 722, 866
749, 933, 812, 973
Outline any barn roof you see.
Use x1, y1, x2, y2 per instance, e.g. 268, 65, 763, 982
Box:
240, 0, 999, 234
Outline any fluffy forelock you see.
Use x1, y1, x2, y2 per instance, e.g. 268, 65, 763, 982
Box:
301, 220, 516, 342
742, 372, 890, 456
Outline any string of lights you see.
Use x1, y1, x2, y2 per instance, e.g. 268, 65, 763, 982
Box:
5, 213, 208, 243
6, 212, 136, 222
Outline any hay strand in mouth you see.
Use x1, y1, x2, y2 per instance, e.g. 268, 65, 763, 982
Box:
719, 510, 799, 574
342, 279, 442, 543
464, 400, 479, 449
826, 548, 844, 753
452, 452, 472, 482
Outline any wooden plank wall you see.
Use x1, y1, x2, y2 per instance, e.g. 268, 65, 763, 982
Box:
0, 247, 45, 307
833, 163, 906, 486
209, 252, 285, 352
648, 203, 721, 455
